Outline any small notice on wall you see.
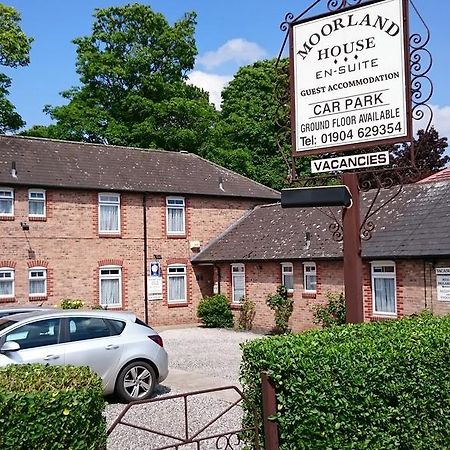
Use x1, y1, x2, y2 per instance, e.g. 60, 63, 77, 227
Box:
148, 261, 163, 301
436, 268, 450, 302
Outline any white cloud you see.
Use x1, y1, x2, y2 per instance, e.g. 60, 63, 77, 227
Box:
197, 38, 267, 70
414, 104, 450, 140
187, 71, 232, 109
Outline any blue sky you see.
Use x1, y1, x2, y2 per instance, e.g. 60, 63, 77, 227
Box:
3, 0, 450, 139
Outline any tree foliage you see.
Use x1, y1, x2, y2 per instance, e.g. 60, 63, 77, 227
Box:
0, 4, 33, 133
24, 4, 216, 151
392, 126, 449, 178
200, 59, 307, 190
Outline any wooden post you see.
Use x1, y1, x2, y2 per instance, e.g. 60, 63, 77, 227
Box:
261, 372, 279, 450
342, 172, 364, 323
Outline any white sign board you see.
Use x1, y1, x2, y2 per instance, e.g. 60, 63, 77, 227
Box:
437, 268, 450, 302
291, 0, 410, 155
311, 150, 389, 173
148, 277, 163, 301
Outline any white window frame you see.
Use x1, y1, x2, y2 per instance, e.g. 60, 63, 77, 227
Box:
0, 268, 14, 299
167, 264, 187, 304
28, 189, 46, 218
29, 267, 47, 297
99, 265, 122, 307
371, 261, 397, 316
0, 188, 14, 216
281, 262, 294, 292
303, 262, 317, 293
98, 193, 121, 234
231, 263, 245, 304
166, 196, 186, 235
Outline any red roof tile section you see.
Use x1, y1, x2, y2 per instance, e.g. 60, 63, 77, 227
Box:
417, 167, 450, 184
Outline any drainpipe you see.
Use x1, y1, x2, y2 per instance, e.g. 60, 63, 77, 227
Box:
143, 193, 149, 323
423, 260, 428, 310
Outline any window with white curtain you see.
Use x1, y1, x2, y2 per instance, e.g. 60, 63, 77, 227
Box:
167, 265, 187, 304
166, 197, 185, 235
29, 267, 47, 297
372, 262, 396, 315
0, 188, 14, 216
29, 190, 46, 217
0, 268, 14, 298
98, 193, 120, 233
231, 264, 245, 304
99, 266, 122, 307
281, 263, 294, 291
303, 262, 317, 292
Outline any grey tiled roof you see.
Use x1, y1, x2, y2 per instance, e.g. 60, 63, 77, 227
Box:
0, 135, 280, 200
193, 180, 450, 262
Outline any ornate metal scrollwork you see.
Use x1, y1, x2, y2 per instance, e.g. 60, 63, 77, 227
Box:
215, 433, 241, 449
327, 0, 363, 12
329, 221, 344, 242
409, 0, 433, 135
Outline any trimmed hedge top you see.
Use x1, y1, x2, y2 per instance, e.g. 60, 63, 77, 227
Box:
0, 364, 102, 393
240, 313, 450, 449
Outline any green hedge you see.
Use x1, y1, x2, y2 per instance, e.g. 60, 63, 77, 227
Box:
240, 313, 450, 449
0, 364, 106, 450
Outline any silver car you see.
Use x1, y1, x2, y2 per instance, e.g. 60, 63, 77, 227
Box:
0, 310, 168, 403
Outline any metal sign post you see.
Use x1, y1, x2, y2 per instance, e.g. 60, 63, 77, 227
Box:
342, 173, 364, 323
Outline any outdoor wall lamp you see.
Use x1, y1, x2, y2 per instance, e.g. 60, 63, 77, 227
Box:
20, 222, 29, 231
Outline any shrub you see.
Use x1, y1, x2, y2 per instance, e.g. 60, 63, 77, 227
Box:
240, 313, 450, 449
60, 298, 84, 309
197, 294, 234, 328
265, 285, 293, 334
0, 364, 106, 449
237, 297, 256, 331
312, 291, 346, 328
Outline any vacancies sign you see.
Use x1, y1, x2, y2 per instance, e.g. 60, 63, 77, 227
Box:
290, 0, 411, 156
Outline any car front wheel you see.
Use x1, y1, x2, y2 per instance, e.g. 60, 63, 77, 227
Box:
115, 361, 156, 403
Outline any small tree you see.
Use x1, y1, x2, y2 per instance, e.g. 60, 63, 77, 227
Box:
266, 285, 293, 334
312, 292, 346, 328
237, 297, 256, 331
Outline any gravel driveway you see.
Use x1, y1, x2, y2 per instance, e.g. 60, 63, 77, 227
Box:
106, 326, 262, 449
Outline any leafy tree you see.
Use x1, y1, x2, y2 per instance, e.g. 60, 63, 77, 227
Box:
24, 4, 216, 151
0, 4, 33, 133
392, 126, 449, 178
201, 59, 307, 190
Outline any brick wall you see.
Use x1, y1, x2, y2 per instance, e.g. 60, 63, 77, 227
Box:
213, 259, 449, 333
0, 187, 259, 325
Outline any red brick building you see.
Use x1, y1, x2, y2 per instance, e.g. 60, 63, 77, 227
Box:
193, 177, 450, 332
0, 135, 279, 325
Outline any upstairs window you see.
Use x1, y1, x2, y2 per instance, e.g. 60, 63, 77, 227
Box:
372, 262, 396, 316
99, 266, 122, 307
281, 263, 294, 291
166, 197, 185, 235
231, 264, 245, 304
167, 265, 187, 304
303, 262, 317, 292
29, 267, 47, 297
0, 268, 14, 298
29, 190, 46, 217
98, 193, 120, 234
0, 188, 13, 216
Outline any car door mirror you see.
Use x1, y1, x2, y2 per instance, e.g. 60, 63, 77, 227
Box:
0, 341, 21, 353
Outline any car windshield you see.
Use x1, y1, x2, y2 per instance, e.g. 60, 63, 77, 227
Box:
0, 320, 16, 333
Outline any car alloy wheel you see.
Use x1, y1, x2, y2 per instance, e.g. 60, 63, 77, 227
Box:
116, 360, 156, 402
